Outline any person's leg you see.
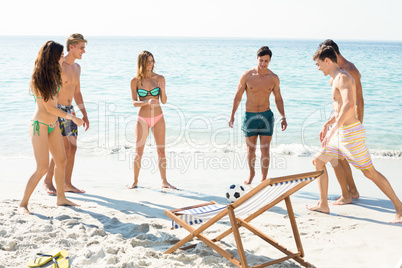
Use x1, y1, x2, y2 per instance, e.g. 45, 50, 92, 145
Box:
43, 120, 62, 195
244, 135, 258, 184
127, 118, 149, 189
48, 124, 79, 206
340, 158, 359, 198
335, 121, 366, 201
307, 153, 336, 214
19, 124, 51, 214
259, 135, 272, 182
342, 122, 401, 222
152, 116, 176, 189
331, 158, 353, 205
63, 135, 84, 193
361, 167, 402, 223
43, 159, 56, 195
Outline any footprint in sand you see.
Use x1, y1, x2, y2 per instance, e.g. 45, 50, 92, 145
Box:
56, 215, 72, 221
88, 228, 107, 237
86, 240, 100, 247
106, 247, 119, 254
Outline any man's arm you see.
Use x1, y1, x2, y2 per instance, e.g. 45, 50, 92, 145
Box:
319, 113, 336, 142
322, 75, 354, 147
228, 72, 247, 128
272, 75, 287, 131
73, 64, 89, 131
350, 68, 364, 122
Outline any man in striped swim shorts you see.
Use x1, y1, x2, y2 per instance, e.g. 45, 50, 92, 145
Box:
320, 39, 363, 203
308, 45, 402, 223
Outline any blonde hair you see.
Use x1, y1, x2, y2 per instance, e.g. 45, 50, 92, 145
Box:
137, 51, 155, 86
66, 33, 87, 52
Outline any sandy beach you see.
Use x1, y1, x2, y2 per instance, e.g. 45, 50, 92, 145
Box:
0, 153, 401, 268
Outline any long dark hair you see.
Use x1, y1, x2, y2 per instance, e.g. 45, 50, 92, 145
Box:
30, 41, 63, 102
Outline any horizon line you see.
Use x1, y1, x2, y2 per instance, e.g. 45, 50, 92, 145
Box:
1, 35, 401, 43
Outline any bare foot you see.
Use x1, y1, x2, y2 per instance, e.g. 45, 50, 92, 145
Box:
306, 203, 330, 214
43, 182, 57, 195
244, 173, 255, 185
126, 183, 138, 189
391, 209, 402, 224
162, 182, 177, 189
65, 184, 85, 193
336, 192, 359, 200
332, 196, 352, 205
349, 190, 360, 199
56, 198, 80, 207
18, 206, 32, 215
127, 179, 139, 189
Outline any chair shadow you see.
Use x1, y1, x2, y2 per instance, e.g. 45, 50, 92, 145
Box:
67, 187, 230, 214
60, 188, 232, 239
134, 186, 231, 205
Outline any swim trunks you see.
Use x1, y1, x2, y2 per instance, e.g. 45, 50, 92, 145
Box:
242, 110, 274, 137
58, 104, 78, 137
320, 121, 373, 170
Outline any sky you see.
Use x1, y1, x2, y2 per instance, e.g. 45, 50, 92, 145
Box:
1, 0, 402, 41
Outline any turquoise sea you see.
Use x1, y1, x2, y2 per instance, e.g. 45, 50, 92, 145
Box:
0, 37, 401, 158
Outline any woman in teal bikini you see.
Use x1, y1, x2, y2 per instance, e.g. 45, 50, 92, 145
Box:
19, 41, 84, 215
128, 51, 176, 189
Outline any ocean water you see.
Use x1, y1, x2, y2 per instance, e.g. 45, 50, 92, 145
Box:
0, 36, 401, 159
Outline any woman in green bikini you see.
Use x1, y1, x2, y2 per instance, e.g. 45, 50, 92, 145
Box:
19, 41, 84, 215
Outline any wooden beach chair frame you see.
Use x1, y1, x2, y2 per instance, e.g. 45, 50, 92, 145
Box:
164, 170, 323, 268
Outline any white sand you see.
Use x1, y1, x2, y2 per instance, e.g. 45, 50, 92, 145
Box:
0, 153, 401, 268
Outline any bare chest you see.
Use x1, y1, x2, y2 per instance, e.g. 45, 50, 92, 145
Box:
62, 65, 80, 89
246, 74, 275, 93
332, 86, 342, 103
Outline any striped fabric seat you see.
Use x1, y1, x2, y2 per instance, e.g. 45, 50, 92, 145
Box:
172, 177, 314, 229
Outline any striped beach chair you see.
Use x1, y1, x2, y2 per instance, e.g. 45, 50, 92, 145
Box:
164, 170, 323, 268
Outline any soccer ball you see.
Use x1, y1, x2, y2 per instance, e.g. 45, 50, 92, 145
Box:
226, 184, 246, 203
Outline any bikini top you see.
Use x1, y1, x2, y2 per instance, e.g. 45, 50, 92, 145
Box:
137, 87, 160, 98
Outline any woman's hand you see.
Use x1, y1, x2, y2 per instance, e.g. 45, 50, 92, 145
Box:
72, 116, 84, 127
147, 99, 159, 106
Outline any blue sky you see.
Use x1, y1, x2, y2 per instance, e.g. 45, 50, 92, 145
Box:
1, 0, 401, 41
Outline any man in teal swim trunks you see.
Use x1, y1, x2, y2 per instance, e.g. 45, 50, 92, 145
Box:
229, 46, 287, 184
